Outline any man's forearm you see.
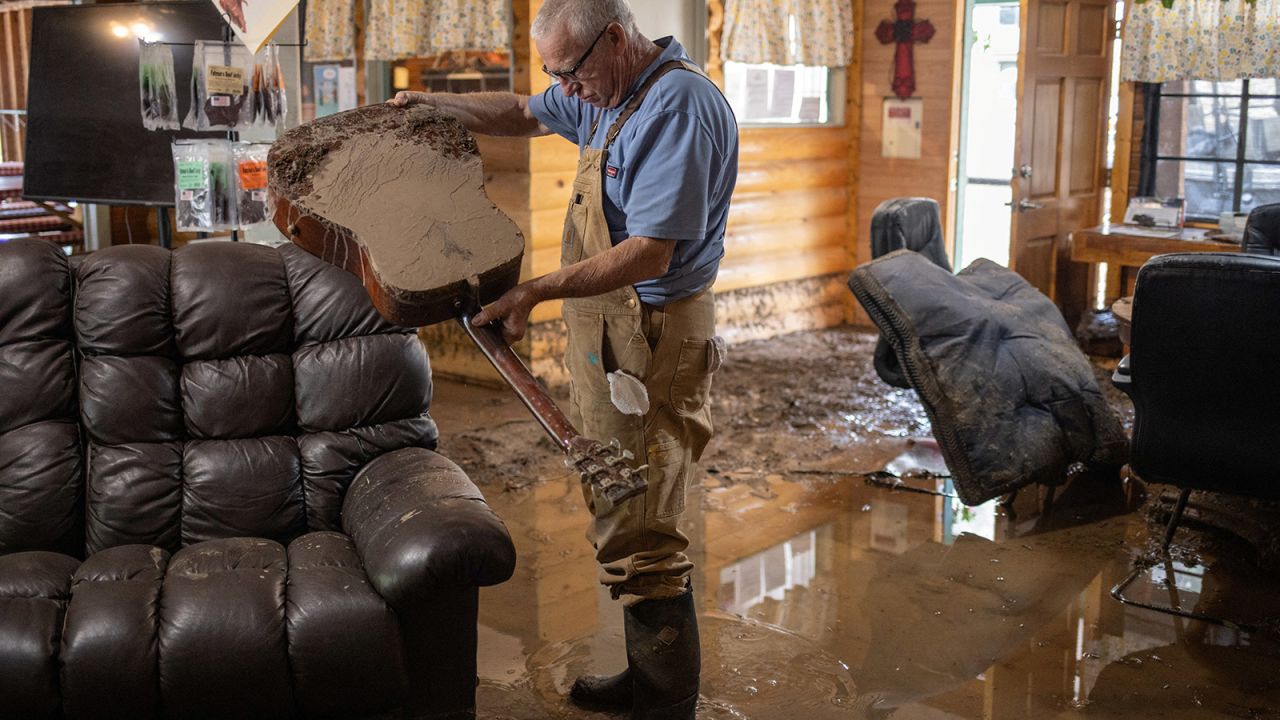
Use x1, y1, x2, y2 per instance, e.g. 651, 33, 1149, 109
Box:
525, 236, 675, 303
428, 92, 546, 137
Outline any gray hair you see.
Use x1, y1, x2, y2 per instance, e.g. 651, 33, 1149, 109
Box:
531, 0, 641, 48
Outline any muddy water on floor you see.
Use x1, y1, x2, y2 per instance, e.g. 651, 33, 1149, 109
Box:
429, 330, 1280, 719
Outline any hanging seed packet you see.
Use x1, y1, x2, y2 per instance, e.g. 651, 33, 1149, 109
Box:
241, 44, 289, 131
269, 43, 289, 132
208, 140, 237, 230
184, 41, 253, 130
234, 142, 271, 227
139, 41, 180, 131
173, 140, 213, 230
172, 140, 237, 231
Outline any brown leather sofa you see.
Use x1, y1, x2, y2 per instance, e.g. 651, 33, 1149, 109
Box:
0, 238, 517, 719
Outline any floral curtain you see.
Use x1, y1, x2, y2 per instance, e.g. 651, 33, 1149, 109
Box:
1121, 0, 1280, 82
722, 0, 855, 68
364, 0, 511, 61
304, 0, 355, 62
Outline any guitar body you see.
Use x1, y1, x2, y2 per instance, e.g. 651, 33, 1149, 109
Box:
268, 104, 646, 512
267, 104, 523, 327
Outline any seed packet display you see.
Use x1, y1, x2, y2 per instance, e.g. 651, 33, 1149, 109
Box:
139, 41, 180, 130
172, 140, 237, 231
183, 41, 253, 130
242, 44, 290, 131
234, 142, 271, 226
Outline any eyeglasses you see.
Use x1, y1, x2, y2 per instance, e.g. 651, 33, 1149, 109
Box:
542, 25, 610, 83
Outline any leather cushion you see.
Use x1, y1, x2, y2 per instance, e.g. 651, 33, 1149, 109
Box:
171, 243, 293, 361
181, 354, 295, 439
281, 243, 401, 344
61, 545, 169, 720
85, 443, 183, 554
158, 538, 293, 719
298, 417, 438, 532
286, 532, 407, 717
0, 422, 82, 556
79, 356, 182, 446
181, 438, 306, 546
74, 246, 173, 357
0, 551, 80, 719
294, 334, 431, 432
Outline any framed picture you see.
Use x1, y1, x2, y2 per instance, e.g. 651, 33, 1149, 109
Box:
1123, 196, 1185, 229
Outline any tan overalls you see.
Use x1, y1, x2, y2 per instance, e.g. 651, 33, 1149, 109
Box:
561, 60, 724, 607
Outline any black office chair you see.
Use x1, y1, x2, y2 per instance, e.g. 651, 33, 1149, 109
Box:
867, 198, 952, 388
1242, 202, 1280, 256
1110, 241, 1280, 629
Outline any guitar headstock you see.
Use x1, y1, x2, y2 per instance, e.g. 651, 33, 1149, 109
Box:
565, 437, 649, 516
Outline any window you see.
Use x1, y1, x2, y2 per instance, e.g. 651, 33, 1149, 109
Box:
1141, 79, 1280, 221
723, 61, 844, 125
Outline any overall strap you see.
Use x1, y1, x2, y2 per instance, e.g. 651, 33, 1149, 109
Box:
588, 60, 712, 149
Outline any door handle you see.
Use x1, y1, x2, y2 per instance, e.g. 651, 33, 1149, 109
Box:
1004, 199, 1045, 212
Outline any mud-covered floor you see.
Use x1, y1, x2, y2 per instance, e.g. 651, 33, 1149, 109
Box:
429, 326, 1280, 719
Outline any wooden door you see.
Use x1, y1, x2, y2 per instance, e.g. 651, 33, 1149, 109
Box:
1010, 0, 1114, 328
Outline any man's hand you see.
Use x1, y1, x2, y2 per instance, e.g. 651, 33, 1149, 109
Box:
387, 91, 434, 108
471, 283, 542, 344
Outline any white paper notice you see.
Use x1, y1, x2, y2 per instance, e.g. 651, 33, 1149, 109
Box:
338, 67, 357, 111
770, 69, 796, 118
745, 68, 770, 121
798, 97, 822, 123
882, 98, 923, 159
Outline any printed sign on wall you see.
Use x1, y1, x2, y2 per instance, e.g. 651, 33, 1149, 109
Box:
882, 98, 923, 159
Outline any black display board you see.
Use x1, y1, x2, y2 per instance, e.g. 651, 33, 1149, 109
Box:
23, 2, 229, 206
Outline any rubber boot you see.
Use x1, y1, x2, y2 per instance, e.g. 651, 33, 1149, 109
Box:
626, 589, 700, 720
569, 666, 632, 711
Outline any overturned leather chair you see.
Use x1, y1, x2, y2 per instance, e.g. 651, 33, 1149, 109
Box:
849, 250, 1128, 505
867, 198, 952, 388
0, 238, 517, 719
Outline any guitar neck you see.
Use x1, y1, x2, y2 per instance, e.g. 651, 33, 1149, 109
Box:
456, 314, 578, 451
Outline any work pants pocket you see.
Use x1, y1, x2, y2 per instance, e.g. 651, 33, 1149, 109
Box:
669, 336, 725, 416
646, 428, 688, 519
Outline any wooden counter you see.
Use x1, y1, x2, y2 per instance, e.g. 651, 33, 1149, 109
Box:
1069, 225, 1239, 306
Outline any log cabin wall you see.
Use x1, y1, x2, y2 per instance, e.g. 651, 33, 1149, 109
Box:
0, 3, 32, 163
854, 0, 964, 288
427, 0, 869, 385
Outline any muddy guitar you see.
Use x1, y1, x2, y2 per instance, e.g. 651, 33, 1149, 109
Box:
266, 104, 647, 514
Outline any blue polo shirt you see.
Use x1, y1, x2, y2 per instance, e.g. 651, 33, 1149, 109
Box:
529, 37, 739, 305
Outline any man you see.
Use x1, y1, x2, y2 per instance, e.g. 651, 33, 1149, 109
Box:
389, 1, 737, 717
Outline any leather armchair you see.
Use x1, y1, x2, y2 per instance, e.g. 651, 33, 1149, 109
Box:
0, 238, 517, 719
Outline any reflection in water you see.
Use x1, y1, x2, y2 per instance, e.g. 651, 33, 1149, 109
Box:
431, 379, 1280, 719
718, 529, 818, 616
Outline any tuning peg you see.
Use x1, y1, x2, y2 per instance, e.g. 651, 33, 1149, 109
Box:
621, 449, 635, 461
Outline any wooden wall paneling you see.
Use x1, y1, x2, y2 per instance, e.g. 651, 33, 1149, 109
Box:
736, 157, 847, 194
857, 0, 961, 292
1110, 81, 1135, 222
728, 187, 848, 228
715, 245, 853, 292
17, 9, 28, 112
706, 0, 724, 87
1, 10, 19, 161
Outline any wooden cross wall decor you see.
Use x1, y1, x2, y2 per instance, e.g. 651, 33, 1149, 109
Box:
876, 0, 936, 100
